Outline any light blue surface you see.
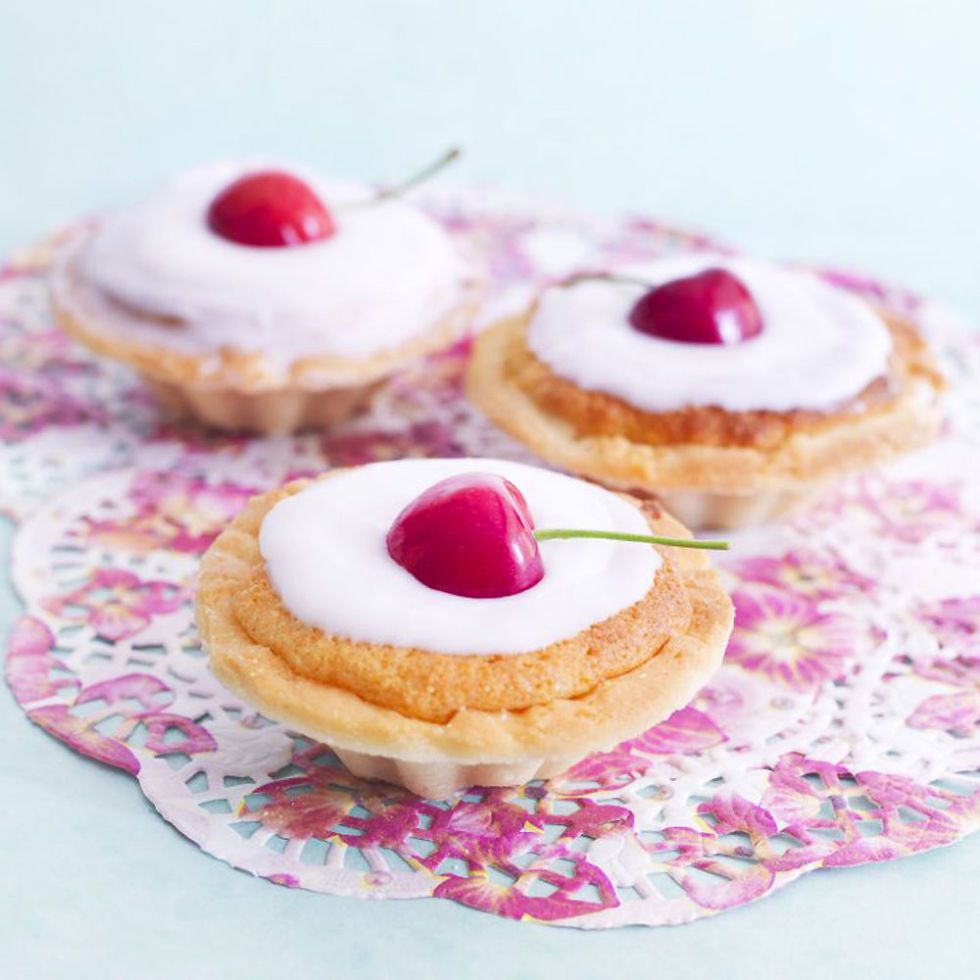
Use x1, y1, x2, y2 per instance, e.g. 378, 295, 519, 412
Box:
1, 2, 978, 977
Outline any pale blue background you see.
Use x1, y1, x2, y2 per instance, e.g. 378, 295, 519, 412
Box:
1, 2, 978, 978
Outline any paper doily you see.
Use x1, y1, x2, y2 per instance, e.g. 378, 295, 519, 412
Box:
3, 188, 980, 927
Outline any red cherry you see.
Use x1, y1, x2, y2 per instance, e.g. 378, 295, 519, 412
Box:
628, 267, 763, 344
386, 473, 545, 599
207, 170, 335, 247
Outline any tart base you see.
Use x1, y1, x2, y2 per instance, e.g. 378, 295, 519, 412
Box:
197, 477, 734, 798
51, 233, 484, 434
331, 747, 576, 800
144, 376, 382, 436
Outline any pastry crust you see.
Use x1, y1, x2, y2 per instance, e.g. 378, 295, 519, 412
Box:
51, 240, 483, 393
466, 307, 944, 502
196, 475, 733, 778
229, 485, 691, 724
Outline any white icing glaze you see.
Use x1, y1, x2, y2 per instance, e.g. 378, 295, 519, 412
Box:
75, 161, 468, 363
526, 255, 893, 413
259, 458, 661, 655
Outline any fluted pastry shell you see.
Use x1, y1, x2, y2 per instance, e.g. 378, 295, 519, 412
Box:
196, 475, 733, 797
466, 309, 944, 528
51, 245, 483, 434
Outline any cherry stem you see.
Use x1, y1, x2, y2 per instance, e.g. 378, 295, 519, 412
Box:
561, 271, 654, 290
533, 528, 729, 551
373, 146, 462, 203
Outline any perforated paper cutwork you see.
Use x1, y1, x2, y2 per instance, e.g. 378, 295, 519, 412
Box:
3, 188, 980, 927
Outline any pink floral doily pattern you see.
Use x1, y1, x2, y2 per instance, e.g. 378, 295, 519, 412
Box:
3, 187, 980, 928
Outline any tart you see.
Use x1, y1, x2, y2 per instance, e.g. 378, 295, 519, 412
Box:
196, 458, 733, 798
467, 256, 944, 529
51, 159, 482, 434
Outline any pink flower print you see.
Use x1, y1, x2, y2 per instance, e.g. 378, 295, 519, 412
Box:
643, 797, 778, 911
726, 583, 865, 691
835, 770, 963, 863
248, 756, 428, 850
132, 713, 216, 757
909, 691, 980, 737
418, 793, 543, 871
132, 473, 255, 550
267, 874, 301, 888
543, 799, 634, 842
433, 857, 618, 921
673, 853, 776, 911
56, 674, 214, 761
425, 204, 479, 234
0, 366, 105, 442
26, 704, 141, 775
812, 476, 967, 545
350, 800, 438, 853
760, 775, 823, 829
730, 548, 875, 600
906, 654, 980, 737
598, 219, 725, 266
75, 673, 175, 713
818, 268, 894, 306
492, 798, 629, 919
698, 794, 779, 839
4, 616, 78, 704
248, 776, 349, 840
694, 671, 789, 738
757, 756, 850, 870
867, 480, 967, 544
83, 472, 256, 554
0, 254, 43, 281
818, 269, 920, 319
566, 707, 726, 785
755, 755, 967, 872
482, 215, 537, 283
638, 707, 727, 755
42, 569, 184, 641
913, 653, 980, 689
320, 421, 461, 467
0, 326, 95, 376
916, 596, 980, 658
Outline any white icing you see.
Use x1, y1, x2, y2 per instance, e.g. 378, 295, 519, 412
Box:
526, 255, 893, 413
259, 458, 661, 655
74, 161, 468, 363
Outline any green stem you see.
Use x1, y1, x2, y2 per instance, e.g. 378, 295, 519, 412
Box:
374, 146, 462, 202
533, 528, 729, 551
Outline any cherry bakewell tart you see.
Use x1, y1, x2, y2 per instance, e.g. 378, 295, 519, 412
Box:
51, 154, 482, 434
196, 458, 734, 798
466, 256, 944, 529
